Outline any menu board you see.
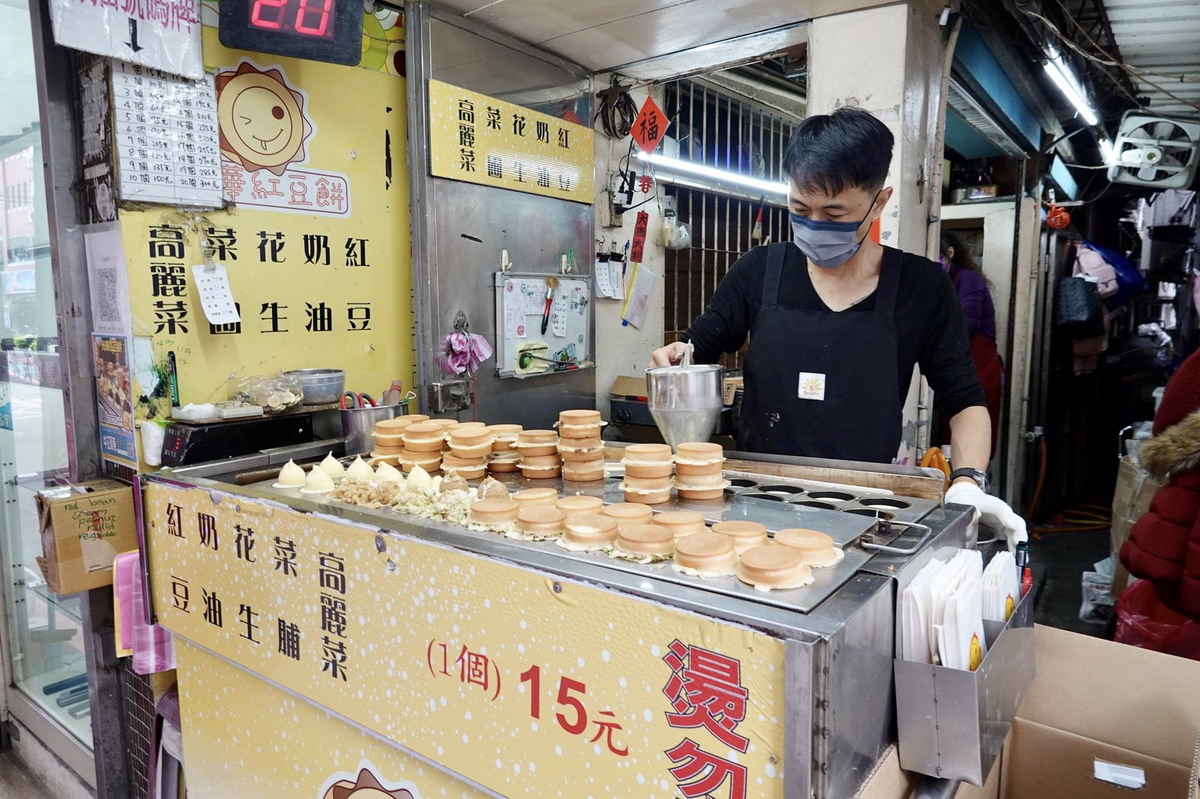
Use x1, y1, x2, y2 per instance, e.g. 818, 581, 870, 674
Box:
112, 59, 223, 207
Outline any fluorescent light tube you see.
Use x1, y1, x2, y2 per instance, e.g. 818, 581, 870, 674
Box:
1044, 57, 1098, 126
635, 151, 789, 196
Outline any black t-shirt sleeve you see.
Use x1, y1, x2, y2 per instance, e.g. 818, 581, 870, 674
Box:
915, 259, 986, 416
681, 247, 765, 363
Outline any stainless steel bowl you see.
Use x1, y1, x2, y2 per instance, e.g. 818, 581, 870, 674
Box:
286, 368, 346, 405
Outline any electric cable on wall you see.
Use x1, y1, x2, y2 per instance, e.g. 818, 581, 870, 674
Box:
595, 75, 637, 139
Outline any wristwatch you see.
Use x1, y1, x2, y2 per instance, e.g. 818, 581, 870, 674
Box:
949, 468, 989, 493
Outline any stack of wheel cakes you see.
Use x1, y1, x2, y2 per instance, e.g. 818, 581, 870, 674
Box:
557, 409, 606, 482
620, 444, 674, 504
486, 424, 522, 474
673, 441, 729, 500
371, 414, 429, 466
400, 421, 447, 473
444, 424, 493, 480
515, 428, 561, 479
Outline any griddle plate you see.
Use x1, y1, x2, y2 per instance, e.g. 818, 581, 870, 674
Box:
248, 470, 918, 615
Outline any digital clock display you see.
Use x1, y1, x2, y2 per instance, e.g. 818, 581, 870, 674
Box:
219, 0, 364, 66
249, 0, 336, 39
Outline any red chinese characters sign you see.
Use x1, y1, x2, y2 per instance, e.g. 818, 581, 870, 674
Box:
631, 96, 669, 154
663, 639, 751, 799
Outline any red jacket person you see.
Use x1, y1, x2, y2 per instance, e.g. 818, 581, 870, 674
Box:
1121, 351, 1200, 621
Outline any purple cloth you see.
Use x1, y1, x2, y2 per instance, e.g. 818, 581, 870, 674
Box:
950, 266, 996, 341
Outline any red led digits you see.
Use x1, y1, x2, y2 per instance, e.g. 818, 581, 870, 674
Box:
250, 0, 287, 30
249, 0, 334, 37
294, 0, 333, 36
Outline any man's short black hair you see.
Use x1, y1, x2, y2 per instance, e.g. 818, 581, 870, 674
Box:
782, 107, 894, 196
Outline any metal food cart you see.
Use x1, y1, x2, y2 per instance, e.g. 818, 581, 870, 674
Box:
139, 448, 978, 798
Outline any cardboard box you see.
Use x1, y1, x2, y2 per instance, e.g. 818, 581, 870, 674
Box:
1111, 454, 1166, 595
36, 479, 137, 594
856, 625, 1200, 799
609, 375, 647, 400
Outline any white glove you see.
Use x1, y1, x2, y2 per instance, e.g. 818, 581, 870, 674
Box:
944, 482, 1029, 553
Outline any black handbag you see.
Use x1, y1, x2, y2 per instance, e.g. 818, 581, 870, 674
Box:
1056, 276, 1105, 339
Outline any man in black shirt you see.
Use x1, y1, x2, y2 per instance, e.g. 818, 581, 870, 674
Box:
651, 107, 1026, 549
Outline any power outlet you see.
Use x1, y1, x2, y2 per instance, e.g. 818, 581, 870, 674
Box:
428, 380, 471, 414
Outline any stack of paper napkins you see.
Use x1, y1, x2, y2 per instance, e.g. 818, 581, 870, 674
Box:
901, 549, 1014, 671
981, 550, 1021, 624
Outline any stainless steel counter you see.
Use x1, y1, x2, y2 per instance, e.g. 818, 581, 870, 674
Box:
150, 452, 974, 798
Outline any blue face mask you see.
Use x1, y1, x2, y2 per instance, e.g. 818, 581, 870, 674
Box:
790, 190, 881, 268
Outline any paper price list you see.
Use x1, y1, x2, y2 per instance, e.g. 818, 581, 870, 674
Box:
113, 59, 223, 208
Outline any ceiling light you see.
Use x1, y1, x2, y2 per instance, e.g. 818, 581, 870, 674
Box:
635, 151, 789, 196
1044, 56, 1099, 126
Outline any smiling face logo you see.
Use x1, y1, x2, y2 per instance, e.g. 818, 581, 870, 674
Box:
215, 62, 313, 175
320, 768, 415, 799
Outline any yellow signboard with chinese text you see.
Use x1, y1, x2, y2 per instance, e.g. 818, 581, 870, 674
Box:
177, 641, 488, 799
147, 482, 786, 798
427, 79, 594, 204
119, 27, 414, 414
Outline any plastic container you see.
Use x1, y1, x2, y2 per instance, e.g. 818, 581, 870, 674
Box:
286, 368, 345, 405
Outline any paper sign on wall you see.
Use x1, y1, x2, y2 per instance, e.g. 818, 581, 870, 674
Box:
112, 60, 222, 207
84, 223, 133, 337
93, 335, 137, 468
595, 262, 614, 298
610, 262, 626, 300
191, 264, 241, 326
550, 296, 569, 337
50, 0, 202, 80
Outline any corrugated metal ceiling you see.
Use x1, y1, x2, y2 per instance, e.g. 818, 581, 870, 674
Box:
1103, 0, 1200, 119
426, 0, 803, 71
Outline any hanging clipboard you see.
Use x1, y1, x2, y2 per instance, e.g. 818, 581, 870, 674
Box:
494, 272, 592, 379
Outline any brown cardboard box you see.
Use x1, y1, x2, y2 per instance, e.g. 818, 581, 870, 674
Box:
856, 625, 1200, 799
609, 375, 647, 400
1111, 454, 1166, 596
36, 479, 137, 594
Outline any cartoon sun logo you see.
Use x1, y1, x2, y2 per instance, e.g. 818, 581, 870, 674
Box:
321, 768, 415, 799
215, 62, 313, 175
968, 632, 983, 672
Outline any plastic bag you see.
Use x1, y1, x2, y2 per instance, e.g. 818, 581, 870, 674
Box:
1078, 240, 1146, 308
1075, 243, 1120, 297
1080, 571, 1115, 624
1114, 579, 1200, 660
231, 373, 303, 411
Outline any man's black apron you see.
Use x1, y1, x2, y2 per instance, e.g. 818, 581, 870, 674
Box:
738, 243, 904, 463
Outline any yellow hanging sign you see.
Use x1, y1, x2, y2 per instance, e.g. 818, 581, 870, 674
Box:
427, 79, 594, 204
146, 481, 786, 798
